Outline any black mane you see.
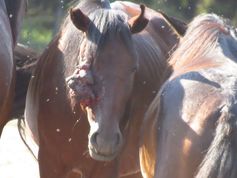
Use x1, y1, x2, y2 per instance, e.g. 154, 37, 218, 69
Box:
86, 9, 133, 53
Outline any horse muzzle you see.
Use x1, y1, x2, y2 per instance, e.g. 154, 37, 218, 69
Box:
88, 130, 123, 161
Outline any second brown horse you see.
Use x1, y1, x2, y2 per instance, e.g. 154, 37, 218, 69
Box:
141, 14, 237, 178
24, 0, 186, 177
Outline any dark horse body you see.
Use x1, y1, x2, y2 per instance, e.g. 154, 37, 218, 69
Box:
141, 14, 237, 178
0, 0, 26, 135
25, 0, 185, 177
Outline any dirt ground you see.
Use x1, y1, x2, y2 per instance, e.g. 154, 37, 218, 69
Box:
0, 120, 39, 178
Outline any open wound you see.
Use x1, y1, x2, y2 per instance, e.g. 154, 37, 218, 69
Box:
66, 65, 96, 107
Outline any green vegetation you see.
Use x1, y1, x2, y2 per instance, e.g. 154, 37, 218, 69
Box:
20, 12, 53, 51
20, 0, 237, 52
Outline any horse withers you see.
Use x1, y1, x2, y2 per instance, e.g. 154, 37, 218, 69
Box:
141, 14, 237, 178
24, 0, 186, 177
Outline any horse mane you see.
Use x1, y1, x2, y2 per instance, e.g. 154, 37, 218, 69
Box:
4, 0, 27, 45
158, 11, 187, 36
169, 14, 232, 78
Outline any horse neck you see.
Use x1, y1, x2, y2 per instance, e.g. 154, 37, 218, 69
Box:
143, 14, 182, 80
149, 14, 181, 51
133, 16, 181, 94
118, 20, 180, 166
126, 16, 181, 128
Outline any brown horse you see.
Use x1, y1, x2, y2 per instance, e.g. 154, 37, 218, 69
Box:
141, 14, 237, 178
24, 0, 185, 177
0, 0, 26, 135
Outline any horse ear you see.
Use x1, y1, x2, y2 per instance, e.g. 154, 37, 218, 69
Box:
128, 4, 149, 34
70, 8, 90, 32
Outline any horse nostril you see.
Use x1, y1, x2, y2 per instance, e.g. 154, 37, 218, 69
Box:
116, 132, 122, 146
89, 131, 123, 153
90, 132, 98, 147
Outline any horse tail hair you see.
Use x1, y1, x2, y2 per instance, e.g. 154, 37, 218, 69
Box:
196, 100, 237, 178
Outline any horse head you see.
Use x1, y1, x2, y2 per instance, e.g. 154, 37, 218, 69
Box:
67, 5, 148, 161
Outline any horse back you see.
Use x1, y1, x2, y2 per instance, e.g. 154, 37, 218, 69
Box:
150, 70, 222, 177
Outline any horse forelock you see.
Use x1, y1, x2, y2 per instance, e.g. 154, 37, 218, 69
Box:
77, 8, 136, 67
169, 14, 233, 75
88, 9, 131, 48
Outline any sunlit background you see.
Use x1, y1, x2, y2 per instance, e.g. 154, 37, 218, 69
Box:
0, 0, 236, 177
20, 0, 237, 51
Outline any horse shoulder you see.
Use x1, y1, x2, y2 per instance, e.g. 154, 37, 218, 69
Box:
152, 72, 224, 177
163, 71, 223, 124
